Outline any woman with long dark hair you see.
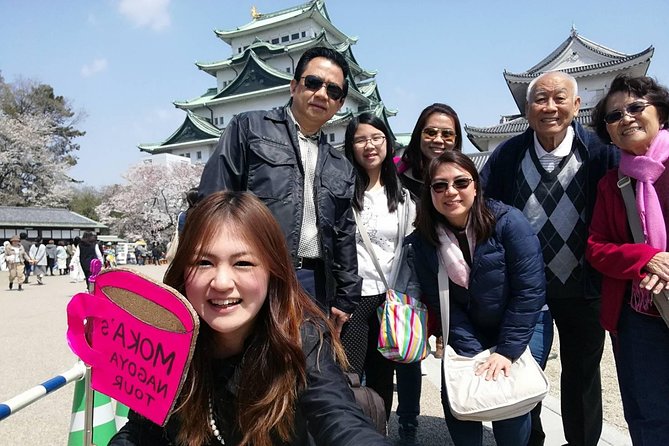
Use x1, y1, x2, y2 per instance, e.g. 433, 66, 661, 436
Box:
398, 103, 463, 197
407, 151, 545, 445
342, 113, 416, 422
110, 191, 389, 446
393, 103, 463, 444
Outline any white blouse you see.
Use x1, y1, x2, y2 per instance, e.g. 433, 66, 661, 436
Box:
356, 186, 415, 295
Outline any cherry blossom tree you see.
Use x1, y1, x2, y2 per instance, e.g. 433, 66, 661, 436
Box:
96, 161, 203, 242
0, 74, 84, 206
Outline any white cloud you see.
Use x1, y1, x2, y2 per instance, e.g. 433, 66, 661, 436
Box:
118, 0, 171, 31
81, 58, 109, 78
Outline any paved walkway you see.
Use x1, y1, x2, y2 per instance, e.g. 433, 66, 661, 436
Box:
0, 265, 632, 445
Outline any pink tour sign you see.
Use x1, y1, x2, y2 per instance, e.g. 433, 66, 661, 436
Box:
67, 268, 199, 426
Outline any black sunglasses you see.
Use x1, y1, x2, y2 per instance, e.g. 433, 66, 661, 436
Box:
430, 178, 474, 193
604, 101, 651, 124
301, 75, 345, 101
422, 127, 456, 140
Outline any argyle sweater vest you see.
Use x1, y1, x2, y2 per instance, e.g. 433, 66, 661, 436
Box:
512, 146, 587, 299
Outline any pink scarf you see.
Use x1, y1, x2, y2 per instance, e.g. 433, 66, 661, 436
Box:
437, 224, 476, 289
618, 128, 669, 311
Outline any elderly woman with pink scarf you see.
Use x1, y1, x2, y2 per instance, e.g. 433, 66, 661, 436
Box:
587, 74, 669, 445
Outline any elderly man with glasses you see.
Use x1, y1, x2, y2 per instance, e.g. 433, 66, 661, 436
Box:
480, 71, 619, 446
199, 47, 361, 334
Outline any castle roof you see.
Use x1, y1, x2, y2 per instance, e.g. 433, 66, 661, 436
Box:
138, 111, 220, 154
196, 30, 374, 79
214, 0, 355, 46
503, 29, 653, 112
176, 51, 293, 109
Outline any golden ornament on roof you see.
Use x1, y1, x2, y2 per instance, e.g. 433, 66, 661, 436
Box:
251, 6, 261, 19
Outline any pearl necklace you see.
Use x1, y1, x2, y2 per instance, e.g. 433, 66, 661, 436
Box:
208, 397, 225, 445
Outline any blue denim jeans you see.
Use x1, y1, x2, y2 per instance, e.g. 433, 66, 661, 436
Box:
295, 263, 327, 311
612, 303, 669, 445
529, 309, 553, 368
527, 309, 553, 445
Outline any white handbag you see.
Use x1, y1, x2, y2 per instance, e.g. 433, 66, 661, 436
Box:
438, 263, 549, 422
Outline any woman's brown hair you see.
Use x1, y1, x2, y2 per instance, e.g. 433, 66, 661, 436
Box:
164, 191, 343, 446
415, 151, 495, 245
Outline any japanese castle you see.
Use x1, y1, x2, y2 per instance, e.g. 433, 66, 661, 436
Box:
138, 0, 396, 163
465, 28, 654, 153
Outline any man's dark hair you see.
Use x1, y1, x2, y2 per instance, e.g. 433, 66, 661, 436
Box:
19, 232, 27, 240
186, 188, 199, 207
293, 47, 349, 99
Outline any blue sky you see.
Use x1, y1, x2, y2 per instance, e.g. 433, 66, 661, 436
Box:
1, 0, 667, 187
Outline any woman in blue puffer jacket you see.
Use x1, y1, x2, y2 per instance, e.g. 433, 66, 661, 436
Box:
403, 150, 545, 446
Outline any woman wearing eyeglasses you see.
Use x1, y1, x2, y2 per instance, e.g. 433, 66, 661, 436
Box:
404, 150, 545, 446
341, 113, 417, 425
587, 75, 669, 445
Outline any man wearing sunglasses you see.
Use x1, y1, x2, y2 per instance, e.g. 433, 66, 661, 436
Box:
199, 47, 361, 335
480, 71, 619, 446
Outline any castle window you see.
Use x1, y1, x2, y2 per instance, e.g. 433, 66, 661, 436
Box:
291, 33, 299, 40
271, 38, 279, 44
286, 67, 291, 73
329, 133, 335, 142
196, 151, 202, 160
301, 31, 306, 38
281, 35, 289, 42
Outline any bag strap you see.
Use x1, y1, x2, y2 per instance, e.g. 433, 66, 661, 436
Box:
353, 209, 390, 290
437, 260, 450, 346
617, 172, 645, 244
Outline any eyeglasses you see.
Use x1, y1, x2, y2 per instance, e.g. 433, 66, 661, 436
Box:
430, 178, 474, 193
353, 135, 386, 148
300, 75, 345, 101
603, 101, 651, 124
422, 127, 456, 140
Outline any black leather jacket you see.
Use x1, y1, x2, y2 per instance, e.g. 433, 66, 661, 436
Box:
199, 107, 361, 313
108, 323, 391, 446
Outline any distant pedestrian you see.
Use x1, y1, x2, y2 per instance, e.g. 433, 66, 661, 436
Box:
78, 232, 103, 288
0, 241, 8, 272
56, 241, 68, 275
45, 239, 57, 275
5, 235, 30, 291
151, 243, 163, 265
65, 241, 75, 272
134, 244, 145, 266
29, 238, 47, 285
69, 236, 85, 283
19, 232, 32, 284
